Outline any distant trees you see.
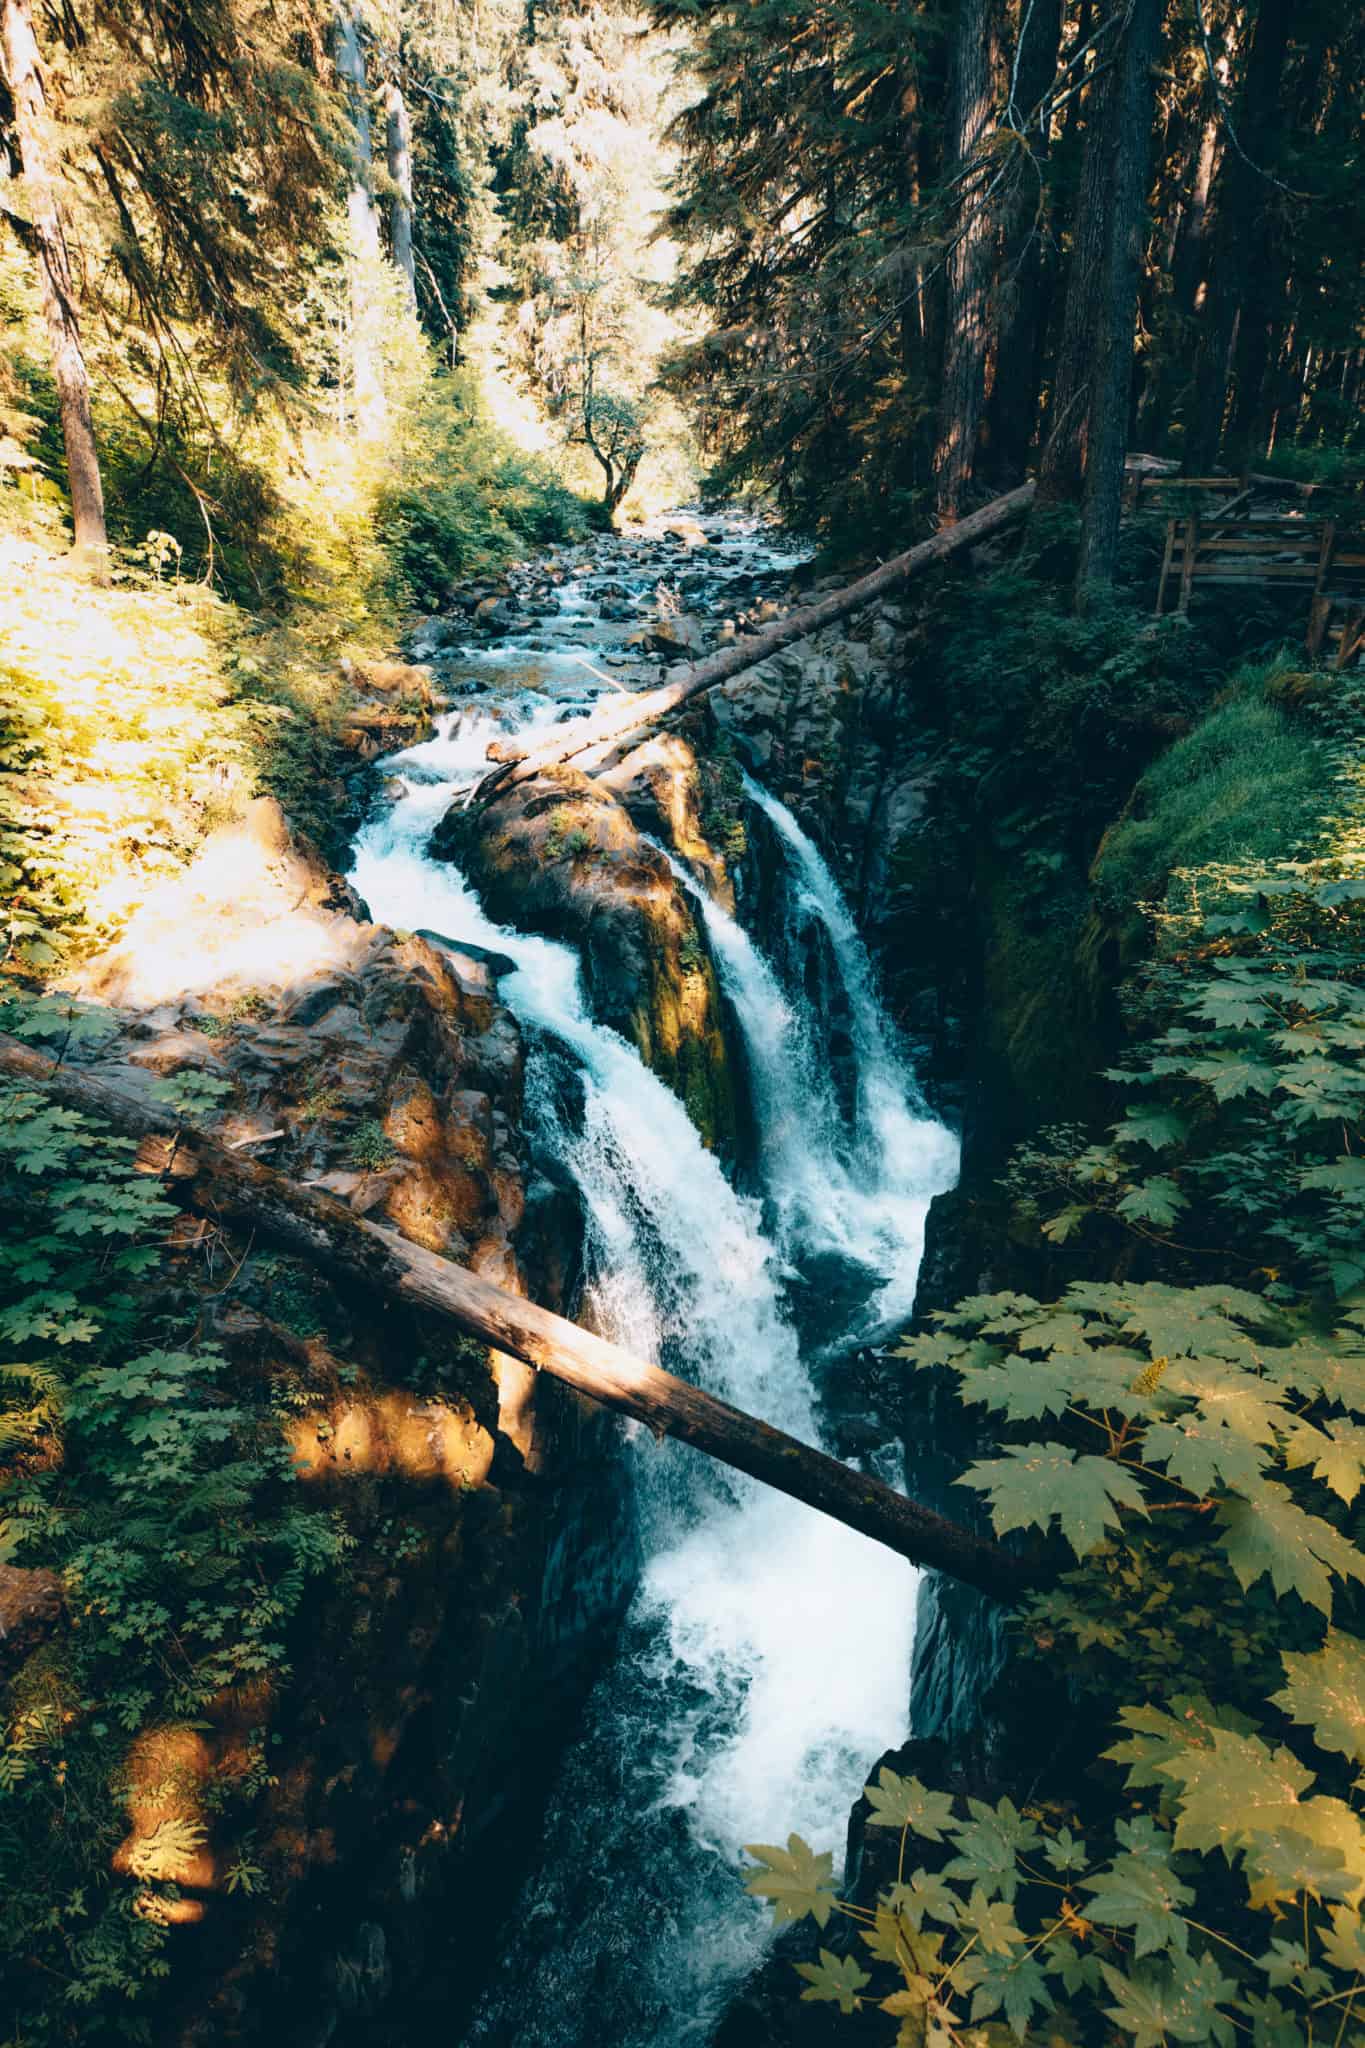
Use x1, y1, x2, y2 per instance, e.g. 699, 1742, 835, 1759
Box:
656, 0, 1364, 583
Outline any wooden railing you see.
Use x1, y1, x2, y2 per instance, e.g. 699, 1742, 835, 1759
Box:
1154, 512, 1365, 663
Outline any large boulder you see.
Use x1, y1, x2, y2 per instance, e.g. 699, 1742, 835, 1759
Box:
432, 765, 741, 1154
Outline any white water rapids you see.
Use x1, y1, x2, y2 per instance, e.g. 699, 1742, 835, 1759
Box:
348, 519, 957, 2044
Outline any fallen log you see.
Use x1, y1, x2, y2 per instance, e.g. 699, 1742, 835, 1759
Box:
472, 481, 1036, 802
0, 1037, 1035, 1603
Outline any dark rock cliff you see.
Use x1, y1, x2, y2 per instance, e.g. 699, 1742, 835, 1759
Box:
43, 798, 640, 2046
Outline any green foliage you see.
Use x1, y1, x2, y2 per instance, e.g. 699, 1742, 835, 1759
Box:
1007, 669, 1365, 1302
762, 1280, 1365, 2045
345, 1118, 398, 1171
374, 372, 589, 612
544, 808, 594, 861
0, 1079, 349, 2039
1091, 667, 1323, 927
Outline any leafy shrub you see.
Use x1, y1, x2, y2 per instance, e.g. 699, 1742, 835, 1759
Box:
0, 1077, 349, 2036
375, 371, 589, 610
756, 1280, 1365, 2046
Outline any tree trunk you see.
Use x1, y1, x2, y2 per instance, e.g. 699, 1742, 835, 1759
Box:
1184, 0, 1292, 475
472, 481, 1036, 801
983, 0, 1064, 483
1075, 0, 1164, 599
1036, 13, 1119, 505
384, 79, 417, 312
0, 1038, 1036, 1604
1, 0, 107, 571
931, 0, 1002, 522
333, 6, 386, 434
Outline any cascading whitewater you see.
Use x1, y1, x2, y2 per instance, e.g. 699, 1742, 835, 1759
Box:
347, 517, 957, 2046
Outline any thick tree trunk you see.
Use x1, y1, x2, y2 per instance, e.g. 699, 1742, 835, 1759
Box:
1, 0, 106, 570
931, 0, 1002, 522
984, 0, 1064, 483
0, 1039, 1036, 1604
1074, 0, 1164, 599
1185, 0, 1292, 475
384, 80, 417, 312
472, 481, 1036, 801
1036, 15, 1118, 505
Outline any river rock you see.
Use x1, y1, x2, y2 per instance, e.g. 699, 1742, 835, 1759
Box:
432, 766, 742, 1154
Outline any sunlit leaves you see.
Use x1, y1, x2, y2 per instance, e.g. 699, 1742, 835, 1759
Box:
864, 1769, 956, 1840
743, 1836, 838, 1927
1215, 1485, 1365, 1614
960, 1445, 1147, 1559
1099, 1954, 1238, 2048
1274, 1634, 1365, 1763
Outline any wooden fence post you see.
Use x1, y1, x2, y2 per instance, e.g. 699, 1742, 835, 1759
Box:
1307, 519, 1338, 658
1155, 518, 1176, 615
1178, 510, 1201, 614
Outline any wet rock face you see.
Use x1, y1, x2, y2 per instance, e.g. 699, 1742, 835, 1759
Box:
49, 798, 636, 2048
433, 764, 743, 1155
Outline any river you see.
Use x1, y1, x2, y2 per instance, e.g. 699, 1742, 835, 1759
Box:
348, 511, 957, 2046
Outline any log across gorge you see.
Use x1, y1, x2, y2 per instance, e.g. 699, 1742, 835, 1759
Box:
0, 1036, 1034, 1603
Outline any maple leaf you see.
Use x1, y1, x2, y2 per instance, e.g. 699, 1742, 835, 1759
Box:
1117, 1178, 1188, 1229
743, 1835, 837, 1926
1041, 1204, 1089, 1244
861, 1904, 915, 1965
1299, 1157, 1365, 1195
956, 1355, 1074, 1421
795, 1949, 870, 2014
1319, 1905, 1365, 1974
1157, 1725, 1314, 1856
1112, 1108, 1189, 1152
942, 1797, 1040, 1903
888, 1869, 962, 1931
1215, 1483, 1365, 1614
1083, 1846, 1194, 1958
1261, 1341, 1365, 1414
1241, 1826, 1356, 1912
959, 1444, 1147, 1559
1188, 981, 1274, 1029
1099, 1954, 1238, 2048
1142, 1417, 1268, 1497
1274, 1631, 1365, 1762
968, 1947, 1056, 2038
1043, 1825, 1090, 1874
1283, 1417, 1365, 1503
864, 1769, 959, 1840
1183, 1054, 1279, 1102
954, 1885, 1024, 1956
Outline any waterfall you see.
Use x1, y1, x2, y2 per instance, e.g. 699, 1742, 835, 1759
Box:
740, 776, 958, 1332
346, 515, 957, 2046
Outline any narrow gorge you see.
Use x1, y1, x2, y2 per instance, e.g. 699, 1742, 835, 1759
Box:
350, 513, 959, 2044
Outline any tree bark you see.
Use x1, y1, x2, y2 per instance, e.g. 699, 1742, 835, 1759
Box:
1184, 0, 1292, 475
984, 0, 1064, 484
1036, 11, 1119, 505
931, 0, 1003, 522
384, 79, 417, 312
0, 1038, 1036, 1604
333, 6, 386, 434
1074, 0, 1164, 599
472, 481, 1036, 801
1, 0, 107, 570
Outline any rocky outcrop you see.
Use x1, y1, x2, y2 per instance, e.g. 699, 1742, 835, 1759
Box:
433, 764, 743, 1153
40, 797, 637, 2047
